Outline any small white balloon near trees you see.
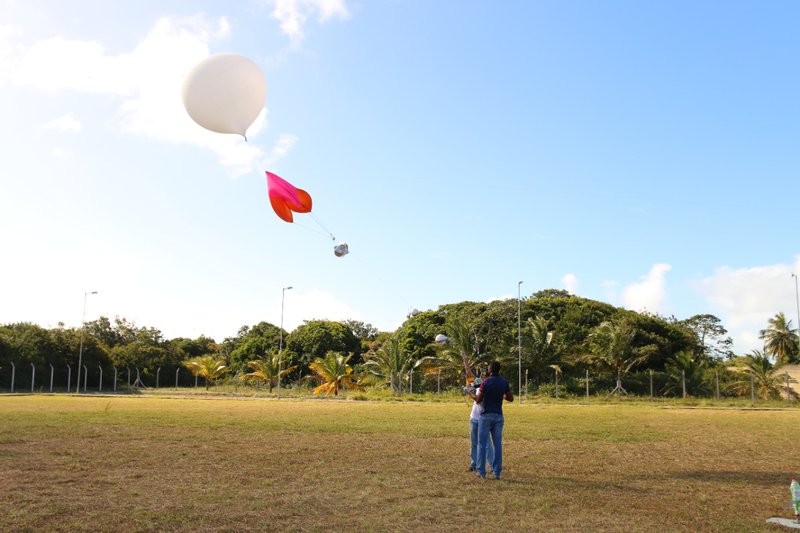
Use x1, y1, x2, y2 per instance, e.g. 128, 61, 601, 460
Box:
182, 53, 267, 139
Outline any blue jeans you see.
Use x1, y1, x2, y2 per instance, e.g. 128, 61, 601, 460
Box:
470, 418, 494, 470
477, 413, 504, 478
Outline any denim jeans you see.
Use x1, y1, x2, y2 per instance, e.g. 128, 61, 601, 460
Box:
477, 413, 504, 478
470, 418, 494, 470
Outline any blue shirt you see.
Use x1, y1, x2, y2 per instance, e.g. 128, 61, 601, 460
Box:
479, 375, 510, 416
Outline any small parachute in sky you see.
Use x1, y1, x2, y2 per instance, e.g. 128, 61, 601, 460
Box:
266, 171, 349, 258
266, 171, 312, 222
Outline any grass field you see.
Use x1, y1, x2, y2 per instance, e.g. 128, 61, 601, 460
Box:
1, 395, 798, 532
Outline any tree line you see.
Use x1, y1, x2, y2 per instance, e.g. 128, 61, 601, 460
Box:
1, 290, 798, 399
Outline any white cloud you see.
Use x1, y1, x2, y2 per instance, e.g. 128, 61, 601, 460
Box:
266, 133, 299, 164
562, 273, 578, 294
696, 257, 800, 354
268, 0, 349, 43
50, 146, 76, 159
621, 263, 671, 313
0, 15, 298, 175
42, 114, 82, 132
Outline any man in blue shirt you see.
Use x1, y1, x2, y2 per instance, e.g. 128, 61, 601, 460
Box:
474, 360, 513, 479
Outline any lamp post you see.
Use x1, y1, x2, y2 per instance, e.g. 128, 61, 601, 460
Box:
76, 291, 98, 393
792, 274, 800, 345
518, 280, 523, 397
277, 286, 292, 398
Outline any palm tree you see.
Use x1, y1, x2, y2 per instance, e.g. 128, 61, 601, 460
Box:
184, 355, 228, 390
239, 354, 298, 392
759, 312, 799, 365
730, 350, 790, 401
428, 319, 482, 386
307, 352, 364, 396
584, 320, 655, 398
663, 350, 710, 397
521, 316, 563, 385
363, 337, 418, 394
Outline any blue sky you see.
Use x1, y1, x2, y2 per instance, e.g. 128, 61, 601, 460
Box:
1, 0, 798, 352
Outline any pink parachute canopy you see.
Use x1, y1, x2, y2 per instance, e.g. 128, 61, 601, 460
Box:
266, 171, 312, 223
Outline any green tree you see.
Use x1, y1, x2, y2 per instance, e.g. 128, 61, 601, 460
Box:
425, 318, 484, 387
228, 322, 284, 371
394, 310, 445, 362
307, 352, 363, 396
663, 350, 710, 397
183, 355, 228, 390
682, 314, 734, 361
584, 320, 656, 398
239, 354, 298, 392
759, 312, 799, 365
364, 336, 420, 393
730, 350, 790, 401
286, 320, 360, 366
521, 316, 564, 386
171, 336, 218, 360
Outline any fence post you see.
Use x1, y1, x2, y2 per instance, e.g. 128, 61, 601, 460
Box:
156, 367, 160, 389
410, 370, 413, 394
649, 370, 653, 399
585, 369, 589, 401
715, 371, 720, 401
83, 365, 88, 392
437, 369, 440, 394
787, 373, 791, 404
127, 367, 131, 391
682, 370, 686, 399
31, 363, 36, 392
135, 368, 141, 388
113, 367, 117, 392
525, 369, 529, 401
750, 371, 755, 405
66, 365, 71, 392
175, 368, 179, 389
98, 365, 103, 393
49, 364, 54, 392
554, 368, 558, 399
10, 362, 15, 393
194, 374, 198, 389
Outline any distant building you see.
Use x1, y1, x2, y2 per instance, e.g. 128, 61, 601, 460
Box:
780, 364, 800, 395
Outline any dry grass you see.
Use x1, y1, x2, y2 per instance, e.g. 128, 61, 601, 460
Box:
0, 395, 798, 532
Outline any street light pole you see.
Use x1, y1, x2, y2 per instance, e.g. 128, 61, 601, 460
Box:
518, 280, 523, 397
277, 286, 292, 398
76, 291, 98, 393
792, 274, 800, 345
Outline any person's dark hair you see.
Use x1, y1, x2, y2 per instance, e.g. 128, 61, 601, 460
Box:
488, 361, 501, 375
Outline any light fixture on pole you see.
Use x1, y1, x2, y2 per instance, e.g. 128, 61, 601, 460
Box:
76, 291, 98, 393
518, 280, 523, 397
277, 286, 292, 398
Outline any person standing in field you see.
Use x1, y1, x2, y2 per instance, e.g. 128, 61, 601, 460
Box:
475, 360, 513, 479
468, 371, 494, 473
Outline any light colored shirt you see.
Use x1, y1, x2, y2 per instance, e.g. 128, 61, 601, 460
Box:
470, 401, 483, 421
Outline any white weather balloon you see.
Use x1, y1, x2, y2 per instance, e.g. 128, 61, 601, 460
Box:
182, 53, 267, 139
